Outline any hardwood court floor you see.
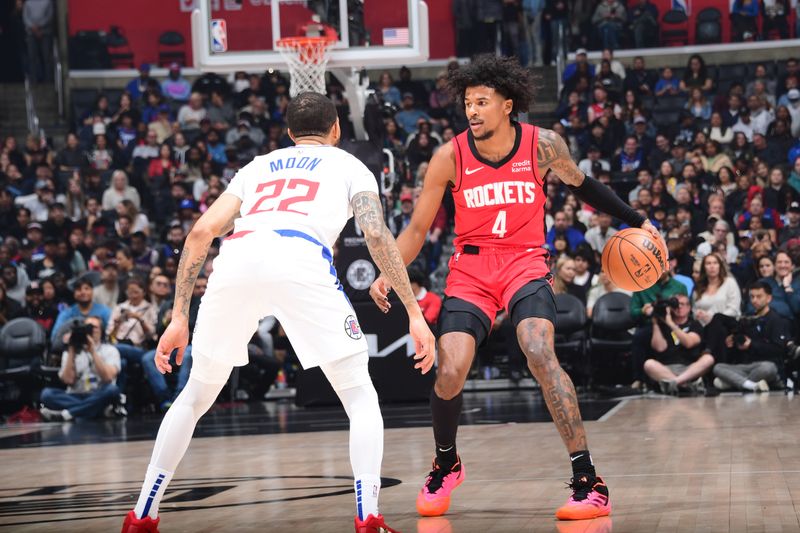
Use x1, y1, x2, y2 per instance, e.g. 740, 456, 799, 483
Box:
0, 393, 798, 532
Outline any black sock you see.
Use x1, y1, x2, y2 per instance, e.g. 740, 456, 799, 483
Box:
430, 389, 463, 467
570, 450, 596, 478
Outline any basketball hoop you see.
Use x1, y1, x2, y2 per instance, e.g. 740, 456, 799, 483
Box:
276, 36, 336, 97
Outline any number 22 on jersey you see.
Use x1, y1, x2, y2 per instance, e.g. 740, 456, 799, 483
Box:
247, 178, 320, 216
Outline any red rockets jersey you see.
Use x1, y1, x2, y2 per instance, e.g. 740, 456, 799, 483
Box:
451, 122, 546, 249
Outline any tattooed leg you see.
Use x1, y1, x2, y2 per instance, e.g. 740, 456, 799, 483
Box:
516, 317, 587, 453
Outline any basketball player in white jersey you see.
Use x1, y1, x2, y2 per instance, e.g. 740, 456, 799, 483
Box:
122, 92, 436, 533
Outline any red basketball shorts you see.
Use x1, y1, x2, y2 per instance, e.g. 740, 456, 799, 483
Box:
444, 246, 551, 327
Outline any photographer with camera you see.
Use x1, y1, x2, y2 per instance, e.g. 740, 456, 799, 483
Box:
50, 278, 111, 345
709, 281, 791, 392
39, 316, 121, 421
629, 269, 689, 390
643, 293, 713, 394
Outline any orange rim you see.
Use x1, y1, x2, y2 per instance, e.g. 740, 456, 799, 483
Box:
276, 36, 336, 49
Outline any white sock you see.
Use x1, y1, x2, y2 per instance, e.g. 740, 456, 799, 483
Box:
354, 474, 381, 520
742, 379, 757, 391
319, 353, 384, 520
132, 377, 225, 519
134, 465, 174, 519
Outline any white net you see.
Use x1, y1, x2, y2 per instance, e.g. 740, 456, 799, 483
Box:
276, 37, 335, 97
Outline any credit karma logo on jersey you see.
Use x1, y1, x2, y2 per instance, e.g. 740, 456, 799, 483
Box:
463, 181, 536, 208
511, 159, 532, 172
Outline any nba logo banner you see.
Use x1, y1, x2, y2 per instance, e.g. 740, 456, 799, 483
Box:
210, 19, 228, 52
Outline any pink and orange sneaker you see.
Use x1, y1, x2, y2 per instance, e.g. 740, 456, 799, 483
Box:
121, 510, 160, 533
415, 456, 465, 517
354, 513, 400, 533
555, 475, 611, 520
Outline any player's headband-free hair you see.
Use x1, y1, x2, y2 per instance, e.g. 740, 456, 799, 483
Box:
286, 92, 338, 138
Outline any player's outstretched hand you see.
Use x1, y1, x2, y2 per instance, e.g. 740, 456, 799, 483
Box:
641, 220, 668, 260
409, 315, 436, 374
154, 320, 189, 374
369, 274, 393, 313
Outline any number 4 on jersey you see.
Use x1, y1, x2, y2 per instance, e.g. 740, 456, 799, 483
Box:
492, 210, 507, 238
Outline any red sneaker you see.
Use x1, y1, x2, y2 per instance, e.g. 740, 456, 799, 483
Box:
121, 510, 160, 533
415, 457, 465, 517
555, 475, 611, 520
354, 513, 400, 533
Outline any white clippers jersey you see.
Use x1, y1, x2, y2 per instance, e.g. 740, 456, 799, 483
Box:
224, 145, 379, 250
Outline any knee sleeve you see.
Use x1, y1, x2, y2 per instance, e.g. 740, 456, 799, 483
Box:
189, 351, 234, 385
319, 351, 372, 392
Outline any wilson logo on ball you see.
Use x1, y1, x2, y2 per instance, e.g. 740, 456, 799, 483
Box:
601, 228, 666, 292
641, 238, 666, 272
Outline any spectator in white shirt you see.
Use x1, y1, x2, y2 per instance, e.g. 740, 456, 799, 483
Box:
177, 92, 207, 132
578, 145, 610, 177
692, 253, 742, 327
746, 95, 775, 137
695, 220, 739, 265
584, 212, 618, 252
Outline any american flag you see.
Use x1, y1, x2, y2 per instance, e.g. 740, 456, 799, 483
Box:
383, 27, 410, 46
672, 0, 690, 14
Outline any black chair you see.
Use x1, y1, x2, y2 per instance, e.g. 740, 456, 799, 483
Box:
68, 31, 112, 70
554, 294, 588, 383
71, 88, 102, 129
717, 64, 748, 83
695, 8, 722, 44
158, 31, 186, 67
106, 26, 135, 69
588, 292, 634, 353
654, 94, 686, 112
0, 318, 48, 411
652, 110, 681, 128
661, 10, 689, 46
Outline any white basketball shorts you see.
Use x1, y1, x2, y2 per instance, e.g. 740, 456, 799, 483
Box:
191, 228, 368, 369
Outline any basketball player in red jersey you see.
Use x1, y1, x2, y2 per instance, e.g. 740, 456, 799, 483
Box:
370, 56, 664, 520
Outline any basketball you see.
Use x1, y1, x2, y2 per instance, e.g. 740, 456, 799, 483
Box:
601, 228, 668, 292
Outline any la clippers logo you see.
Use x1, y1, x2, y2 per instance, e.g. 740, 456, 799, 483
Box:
344, 315, 362, 340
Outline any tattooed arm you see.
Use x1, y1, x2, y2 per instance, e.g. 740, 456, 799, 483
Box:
536, 128, 586, 186
353, 191, 423, 315
537, 128, 662, 246
153, 192, 242, 374
353, 191, 436, 373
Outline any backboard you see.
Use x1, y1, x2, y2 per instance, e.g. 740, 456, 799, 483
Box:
191, 0, 429, 73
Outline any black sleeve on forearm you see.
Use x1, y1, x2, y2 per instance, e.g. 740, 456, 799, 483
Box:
567, 175, 647, 228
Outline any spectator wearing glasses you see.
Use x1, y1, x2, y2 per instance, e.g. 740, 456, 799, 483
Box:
644, 293, 712, 395
696, 220, 739, 265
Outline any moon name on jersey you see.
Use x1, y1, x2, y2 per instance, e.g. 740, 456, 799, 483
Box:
268, 156, 322, 173
462, 180, 536, 209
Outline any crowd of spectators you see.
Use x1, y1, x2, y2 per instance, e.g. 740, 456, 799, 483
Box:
2, 45, 800, 419
452, 1, 800, 67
